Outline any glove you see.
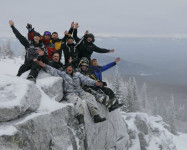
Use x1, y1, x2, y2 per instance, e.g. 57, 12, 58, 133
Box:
26, 23, 33, 32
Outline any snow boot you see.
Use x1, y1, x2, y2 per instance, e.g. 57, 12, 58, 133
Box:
76, 114, 85, 124
27, 75, 36, 83
108, 101, 124, 112
93, 115, 106, 123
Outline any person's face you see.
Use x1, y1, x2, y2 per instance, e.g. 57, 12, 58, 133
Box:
92, 60, 98, 66
44, 35, 50, 40
66, 66, 73, 74
52, 34, 58, 40
67, 38, 74, 44
87, 37, 93, 42
52, 53, 60, 62
34, 36, 40, 43
81, 65, 87, 71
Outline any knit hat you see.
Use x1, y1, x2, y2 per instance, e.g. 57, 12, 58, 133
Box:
33, 32, 41, 37
65, 63, 73, 68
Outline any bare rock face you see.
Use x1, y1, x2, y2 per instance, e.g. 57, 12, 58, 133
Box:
0, 74, 130, 150
0, 75, 41, 122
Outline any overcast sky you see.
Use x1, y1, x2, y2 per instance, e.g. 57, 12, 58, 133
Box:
1, 0, 187, 38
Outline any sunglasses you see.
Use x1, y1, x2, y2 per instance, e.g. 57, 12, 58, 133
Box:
44, 31, 51, 36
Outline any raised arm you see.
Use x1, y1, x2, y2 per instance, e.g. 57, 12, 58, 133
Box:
38, 61, 66, 77
61, 22, 74, 42
9, 20, 29, 48
93, 44, 113, 53
100, 57, 120, 72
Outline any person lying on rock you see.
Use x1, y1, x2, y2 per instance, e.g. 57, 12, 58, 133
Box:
37, 61, 106, 124
88, 58, 124, 112
9, 20, 48, 83
78, 57, 110, 105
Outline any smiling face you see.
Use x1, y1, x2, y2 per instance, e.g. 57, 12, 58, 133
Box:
91, 59, 98, 66
66, 66, 73, 74
52, 33, 58, 40
87, 37, 93, 42
81, 65, 87, 71
52, 53, 60, 62
33, 36, 40, 43
67, 38, 74, 44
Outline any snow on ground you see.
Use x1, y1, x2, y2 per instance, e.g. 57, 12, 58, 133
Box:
173, 133, 187, 150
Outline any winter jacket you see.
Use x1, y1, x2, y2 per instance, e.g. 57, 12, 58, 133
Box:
61, 43, 79, 67
44, 65, 96, 97
73, 29, 110, 60
48, 60, 64, 71
10, 25, 48, 63
28, 27, 74, 61
88, 62, 116, 81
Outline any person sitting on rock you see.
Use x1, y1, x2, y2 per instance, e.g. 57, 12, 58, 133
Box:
37, 61, 106, 124
9, 20, 48, 83
78, 57, 109, 105
48, 52, 64, 71
88, 57, 124, 112
73, 23, 114, 61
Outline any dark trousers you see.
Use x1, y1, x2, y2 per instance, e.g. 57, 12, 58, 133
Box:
90, 86, 116, 100
17, 62, 41, 78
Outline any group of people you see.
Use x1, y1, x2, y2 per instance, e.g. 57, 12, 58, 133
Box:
9, 20, 123, 127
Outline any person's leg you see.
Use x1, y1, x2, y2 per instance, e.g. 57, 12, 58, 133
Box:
66, 93, 84, 116
81, 92, 106, 123
17, 63, 31, 76
27, 62, 41, 79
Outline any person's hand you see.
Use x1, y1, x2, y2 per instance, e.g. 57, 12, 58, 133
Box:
115, 57, 120, 63
37, 48, 44, 56
71, 22, 75, 28
95, 81, 103, 87
64, 31, 68, 35
33, 58, 38, 62
69, 56, 72, 63
26, 23, 32, 31
37, 61, 46, 68
75, 23, 79, 29
109, 49, 115, 53
84, 30, 89, 35
9, 20, 14, 26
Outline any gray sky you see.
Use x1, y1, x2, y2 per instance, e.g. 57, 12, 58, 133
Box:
1, 0, 187, 37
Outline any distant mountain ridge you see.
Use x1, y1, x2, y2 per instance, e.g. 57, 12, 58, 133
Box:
93, 53, 158, 76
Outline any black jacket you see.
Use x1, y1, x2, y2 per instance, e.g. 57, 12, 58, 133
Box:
11, 25, 48, 64
61, 43, 79, 66
48, 60, 64, 71
73, 29, 110, 60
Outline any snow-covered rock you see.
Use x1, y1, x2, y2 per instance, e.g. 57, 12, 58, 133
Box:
0, 71, 129, 150
123, 112, 177, 150
0, 75, 41, 122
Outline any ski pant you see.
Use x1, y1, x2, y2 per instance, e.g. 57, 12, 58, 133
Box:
90, 86, 116, 100
17, 62, 41, 78
66, 92, 99, 117
83, 87, 106, 102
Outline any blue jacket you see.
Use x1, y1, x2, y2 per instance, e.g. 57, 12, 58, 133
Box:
89, 62, 116, 81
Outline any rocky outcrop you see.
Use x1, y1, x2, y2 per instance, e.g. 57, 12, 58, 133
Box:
0, 73, 129, 150
0, 75, 41, 122
123, 112, 177, 150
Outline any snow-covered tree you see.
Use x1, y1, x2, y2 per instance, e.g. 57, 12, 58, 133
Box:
165, 95, 177, 134
113, 66, 126, 104
124, 77, 140, 112
139, 83, 151, 113
0, 41, 14, 58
